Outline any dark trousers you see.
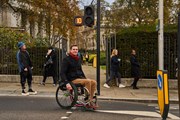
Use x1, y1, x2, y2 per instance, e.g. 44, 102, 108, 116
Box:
106, 71, 121, 85
42, 74, 57, 84
132, 77, 139, 87
20, 71, 32, 90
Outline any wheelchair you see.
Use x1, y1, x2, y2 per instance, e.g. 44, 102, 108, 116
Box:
56, 81, 98, 110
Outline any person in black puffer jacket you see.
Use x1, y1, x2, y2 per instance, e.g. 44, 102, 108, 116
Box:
130, 49, 140, 89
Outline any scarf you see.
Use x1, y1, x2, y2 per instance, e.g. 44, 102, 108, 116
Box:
69, 52, 79, 61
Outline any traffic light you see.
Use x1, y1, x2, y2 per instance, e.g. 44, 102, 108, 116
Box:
84, 5, 94, 27
74, 16, 83, 26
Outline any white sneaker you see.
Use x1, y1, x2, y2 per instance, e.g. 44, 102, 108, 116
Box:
103, 83, 110, 88
119, 84, 125, 88
28, 89, 37, 95
22, 90, 29, 96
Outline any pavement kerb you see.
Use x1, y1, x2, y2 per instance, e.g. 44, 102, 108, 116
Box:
97, 97, 179, 104
0, 91, 178, 104
2, 94, 179, 104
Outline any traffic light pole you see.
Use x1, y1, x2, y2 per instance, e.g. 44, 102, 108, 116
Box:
177, 12, 180, 117
96, 0, 100, 95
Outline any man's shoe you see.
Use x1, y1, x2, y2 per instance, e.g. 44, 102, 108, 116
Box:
119, 84, 126, 88
90, 102, 99, 109
28, 89, 37, 95
103, 83, 110, 88
133, 86, 139, 89
22, 90, 29, 96
53, 84, 57, 87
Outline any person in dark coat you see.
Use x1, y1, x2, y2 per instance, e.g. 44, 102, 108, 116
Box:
41, 47, 57, 86
103, 49, 125, 88
16, 41, 37, 96
130, 49, 140, 89
60, 45, 98, 108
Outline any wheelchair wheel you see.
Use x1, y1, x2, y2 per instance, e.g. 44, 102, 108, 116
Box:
56, 83, 78, 109
77, 87, 89, 104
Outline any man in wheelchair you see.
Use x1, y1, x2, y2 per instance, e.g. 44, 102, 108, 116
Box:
60, 45, 98, 108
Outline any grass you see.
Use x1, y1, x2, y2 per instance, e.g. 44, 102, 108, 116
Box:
100, 65, 106, 70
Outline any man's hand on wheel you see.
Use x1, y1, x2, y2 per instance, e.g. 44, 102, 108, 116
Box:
66, 83, 72, 91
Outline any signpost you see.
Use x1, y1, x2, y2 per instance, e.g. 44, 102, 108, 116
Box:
157, 70, 169, 120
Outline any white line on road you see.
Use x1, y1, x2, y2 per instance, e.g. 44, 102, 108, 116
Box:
168, 113, 180, 120
96, 110, 160, 117
95, 110, 180, 119
61, 116, 68, 119
156, 110, 180, 120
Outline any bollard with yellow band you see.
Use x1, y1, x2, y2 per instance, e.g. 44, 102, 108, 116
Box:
157, 70, 169, 120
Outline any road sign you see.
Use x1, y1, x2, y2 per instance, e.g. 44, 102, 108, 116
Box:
158, 74, 162, 90
157, 70, 169, 120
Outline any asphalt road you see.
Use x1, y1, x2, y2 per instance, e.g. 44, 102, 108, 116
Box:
0, 96, 179, 120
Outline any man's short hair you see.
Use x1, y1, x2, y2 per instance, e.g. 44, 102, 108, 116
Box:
70, 45, 78, 49
48, 46, 53, 50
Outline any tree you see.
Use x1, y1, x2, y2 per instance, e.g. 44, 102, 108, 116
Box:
110, 0, 178, 27
1, 0, 81, 45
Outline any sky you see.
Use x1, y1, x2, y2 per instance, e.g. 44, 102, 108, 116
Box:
78, 0, 115, 9
105, 0, 115, 4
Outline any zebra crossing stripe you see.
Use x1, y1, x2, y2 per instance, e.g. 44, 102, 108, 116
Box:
96, 110, 180, 119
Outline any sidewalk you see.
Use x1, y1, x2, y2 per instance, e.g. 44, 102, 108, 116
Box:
0, 65, 178, 103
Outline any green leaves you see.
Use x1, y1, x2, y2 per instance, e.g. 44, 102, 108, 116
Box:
110, 0, 178, 27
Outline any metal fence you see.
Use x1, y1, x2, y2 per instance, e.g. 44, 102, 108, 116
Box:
0, 37, 67, 81
106, 32, 177, 79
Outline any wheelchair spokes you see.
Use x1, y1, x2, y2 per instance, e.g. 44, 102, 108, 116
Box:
56, 82, 97, 110
57, 90, 72, 107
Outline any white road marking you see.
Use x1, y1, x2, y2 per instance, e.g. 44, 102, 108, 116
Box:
61, 116, 69, 119
96, 110, 160, 117
156, 110, 180, 120
96, 110, 180, 119
168, 113, 180, 120
66, 111, 72, 114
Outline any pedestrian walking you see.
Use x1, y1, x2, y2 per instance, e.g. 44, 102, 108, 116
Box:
40, 47, 57, 86
84, 52, 89, 65
60, 45, 98, 108
103, 49, 125, 88
130, 49, 140, 89
16, 41, 37, 96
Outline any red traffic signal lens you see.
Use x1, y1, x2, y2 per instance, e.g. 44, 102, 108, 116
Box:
85, 6, 93, 15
